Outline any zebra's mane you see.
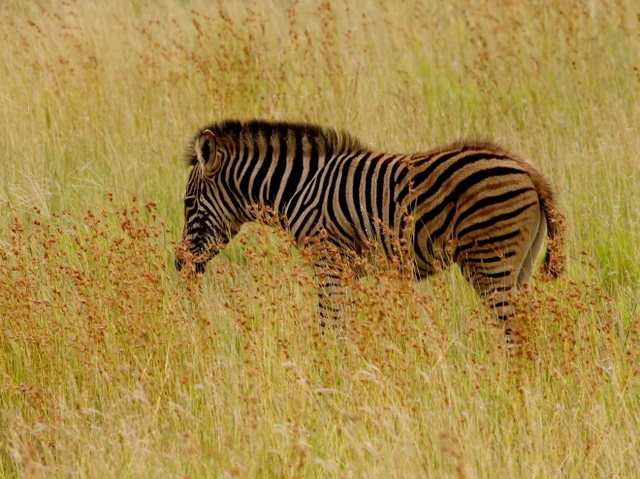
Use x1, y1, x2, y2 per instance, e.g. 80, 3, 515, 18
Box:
183, 119, 370, 167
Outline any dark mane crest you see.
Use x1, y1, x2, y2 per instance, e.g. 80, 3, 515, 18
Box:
183, 119, 370, 167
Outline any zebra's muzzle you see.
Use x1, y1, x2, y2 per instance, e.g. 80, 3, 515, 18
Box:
174, 257, 207, 275
175, 241, 210, 275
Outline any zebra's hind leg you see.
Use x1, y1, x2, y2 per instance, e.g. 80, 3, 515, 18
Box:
456, 208, 545, 349
457, 249, 524, 348
305, 239, 349, 331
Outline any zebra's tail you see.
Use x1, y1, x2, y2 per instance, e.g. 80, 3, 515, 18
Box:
529, 168, 565, 278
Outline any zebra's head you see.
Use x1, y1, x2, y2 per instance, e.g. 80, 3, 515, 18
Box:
175, 129, 239, 275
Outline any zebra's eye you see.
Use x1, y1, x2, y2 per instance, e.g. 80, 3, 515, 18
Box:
184, 196, 197, 209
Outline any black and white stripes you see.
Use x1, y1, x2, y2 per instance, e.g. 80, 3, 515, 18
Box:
176, 119, 563, 332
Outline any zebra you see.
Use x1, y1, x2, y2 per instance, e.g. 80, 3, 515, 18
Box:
175, 119, 564, 338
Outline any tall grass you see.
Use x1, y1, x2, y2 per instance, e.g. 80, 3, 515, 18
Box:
0, 0, 638, 476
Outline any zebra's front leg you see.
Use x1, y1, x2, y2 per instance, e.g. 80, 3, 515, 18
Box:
310, 244, 348, 331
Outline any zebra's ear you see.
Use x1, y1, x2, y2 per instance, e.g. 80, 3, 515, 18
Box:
196, 130, 221, 175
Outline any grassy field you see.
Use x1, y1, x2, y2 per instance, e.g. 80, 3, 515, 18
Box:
0, 0, 638, 477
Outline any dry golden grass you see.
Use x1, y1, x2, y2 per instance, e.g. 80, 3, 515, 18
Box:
0, 0, 638, 477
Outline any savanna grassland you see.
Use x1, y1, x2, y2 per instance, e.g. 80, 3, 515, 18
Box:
0, 0, 638, 477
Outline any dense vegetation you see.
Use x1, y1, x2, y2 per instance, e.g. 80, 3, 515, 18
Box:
1, 0, 638, 476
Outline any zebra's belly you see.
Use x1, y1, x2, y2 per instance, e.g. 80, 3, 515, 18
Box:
326, 217, 454, 280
